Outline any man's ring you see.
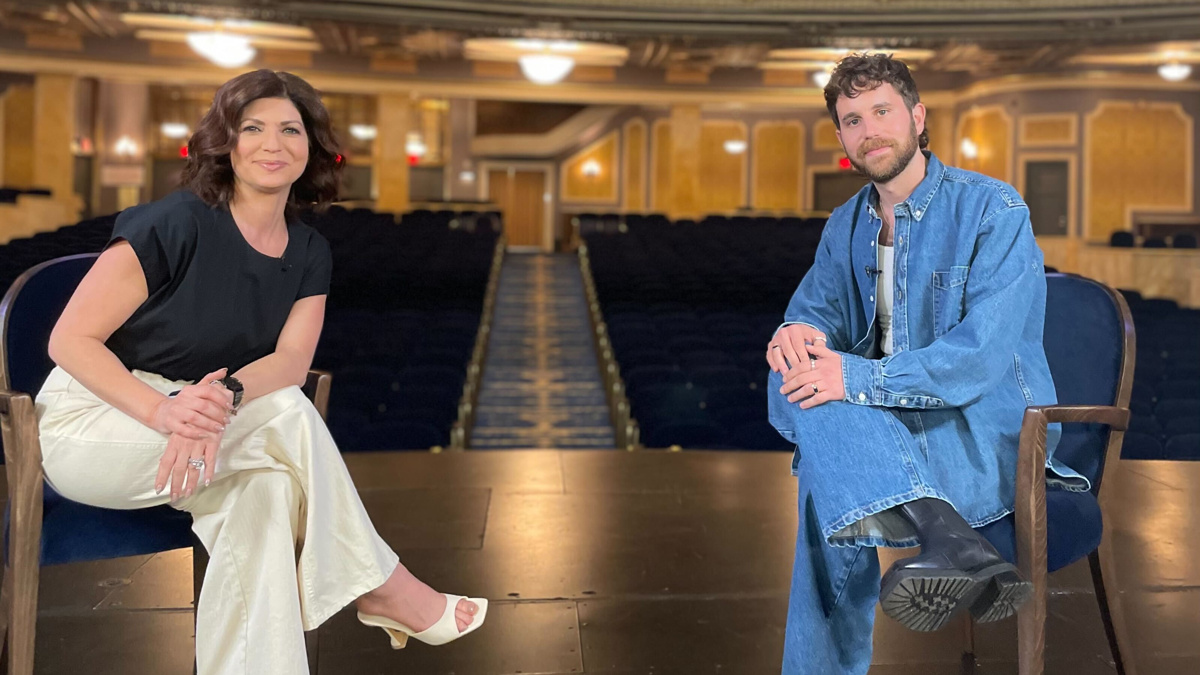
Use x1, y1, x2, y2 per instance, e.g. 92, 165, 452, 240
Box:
812, 383, 819, 393
187, 458, 205, 470
771, 345, 781, 350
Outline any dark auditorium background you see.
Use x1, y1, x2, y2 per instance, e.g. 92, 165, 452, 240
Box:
1, 1, 1199, 673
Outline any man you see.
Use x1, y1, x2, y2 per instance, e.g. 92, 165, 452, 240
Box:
765, 53, 1088, 674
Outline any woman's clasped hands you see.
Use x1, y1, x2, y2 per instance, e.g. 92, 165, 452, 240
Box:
149, 368, 236, 501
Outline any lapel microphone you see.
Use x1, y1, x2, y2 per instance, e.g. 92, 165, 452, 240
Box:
865, 265, 882, 277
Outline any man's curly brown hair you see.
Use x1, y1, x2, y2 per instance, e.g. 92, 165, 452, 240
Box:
824, 53, 929, 150
181, 69, 342, 214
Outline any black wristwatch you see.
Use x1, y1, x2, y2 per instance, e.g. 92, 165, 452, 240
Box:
219, 375, 244, 409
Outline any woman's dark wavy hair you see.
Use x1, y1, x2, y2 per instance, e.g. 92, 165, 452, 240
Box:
824, 53, 929, 150
181, 69, 342, 214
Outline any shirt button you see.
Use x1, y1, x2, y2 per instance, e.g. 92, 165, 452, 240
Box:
914, 210, 922, 217
858, 392, 867, 401
870, 295, 875, 302
871, 240, 876, 247
898, 235, 903, 245
900, 398, 909, 405
897, 289, 904, 301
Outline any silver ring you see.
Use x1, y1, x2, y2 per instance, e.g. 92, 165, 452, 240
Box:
814, 336, 827, 343
771, 345, 781, 350
812, 383, 819, 393
187, 457, 205, 470
809, 358, 817, 370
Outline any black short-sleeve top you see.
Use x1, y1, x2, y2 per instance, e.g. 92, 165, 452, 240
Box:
104, 189, 332, 383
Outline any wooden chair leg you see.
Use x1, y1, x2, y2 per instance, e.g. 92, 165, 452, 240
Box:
1017, 568, 1047, 675
0, 565, 11, 657
8, 537, 39, 675
1089, 545, 1137, 675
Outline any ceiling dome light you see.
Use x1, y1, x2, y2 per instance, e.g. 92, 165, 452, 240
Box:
723, 139, 748, 155
519, 53, 576, 85
1158, 62, 1192, 82
812, 70, 832, 88
186, 31, 256, 68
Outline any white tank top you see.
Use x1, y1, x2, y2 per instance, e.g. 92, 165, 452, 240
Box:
877, 244, 895, 356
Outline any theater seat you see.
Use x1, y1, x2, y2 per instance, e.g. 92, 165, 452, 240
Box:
1108, 231, 1135, 247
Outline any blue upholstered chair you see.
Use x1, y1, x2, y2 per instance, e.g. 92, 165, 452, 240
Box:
0, 254, 331, 674
969, 273, 1137, 675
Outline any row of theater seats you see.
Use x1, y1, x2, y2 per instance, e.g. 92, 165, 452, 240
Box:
0, 186, 53, 203
1109, 230, 1197, 249
0, 202, 497, 455
302, 205, 499, 451
583, 214, 828, 450
0, 214, 118, 293
583, 213, 1200, 460
1118, 291, 1200, 460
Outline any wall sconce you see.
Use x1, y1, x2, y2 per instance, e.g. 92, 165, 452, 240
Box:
160, 123, 189, 139
581, 159, 602, 177
349, 124, 378, 141
959, 137, 979, 160
723, 139, 747, 155
113, 135, 140, 158
459, 170, 476, 184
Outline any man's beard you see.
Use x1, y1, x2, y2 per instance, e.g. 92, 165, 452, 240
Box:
847, 121, 919, 184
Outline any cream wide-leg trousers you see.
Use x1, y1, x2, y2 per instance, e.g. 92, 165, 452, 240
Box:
35, 366, 400, 675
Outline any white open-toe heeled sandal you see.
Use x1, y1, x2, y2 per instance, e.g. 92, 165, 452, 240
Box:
357, 594, 488, 649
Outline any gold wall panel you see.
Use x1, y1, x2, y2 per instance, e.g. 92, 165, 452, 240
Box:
813, 118, 841, 151
561, 130, 619, 204
2, 86, 34, 189
1084, 102, 1193, 242
1019, 113, 1078, 147
33, 74, 76, 209
752, 121, 803, 211
698, 120, 747, 213
651, 119, 672, 212
623, 118, 647, 211
956, 106, 1012, 182
925, 106, 955, 163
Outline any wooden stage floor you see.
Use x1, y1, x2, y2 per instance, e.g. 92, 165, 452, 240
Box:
9, 450, 1200, 674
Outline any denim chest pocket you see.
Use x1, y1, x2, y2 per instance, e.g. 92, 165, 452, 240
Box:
932, 266, 970, 338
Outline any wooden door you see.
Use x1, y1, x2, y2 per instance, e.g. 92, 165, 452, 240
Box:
488, 167, 546, 249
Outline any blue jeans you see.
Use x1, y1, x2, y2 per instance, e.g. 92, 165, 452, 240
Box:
768, 370, 955, 674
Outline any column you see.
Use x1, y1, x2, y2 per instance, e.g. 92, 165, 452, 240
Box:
669, 104, 702, 220
96, 80, 149, 214
374, 93, 412, 213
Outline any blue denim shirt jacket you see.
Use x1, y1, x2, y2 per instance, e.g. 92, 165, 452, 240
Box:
779, 151, 1089, 538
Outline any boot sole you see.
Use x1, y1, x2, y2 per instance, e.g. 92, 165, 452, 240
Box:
969, 568, 1033, 623
880, 561, 1024, 632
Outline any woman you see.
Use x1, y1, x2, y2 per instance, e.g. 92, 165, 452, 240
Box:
35, 69, 485, 673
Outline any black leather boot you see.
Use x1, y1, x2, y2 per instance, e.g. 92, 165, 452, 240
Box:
879, 498, 1032, 632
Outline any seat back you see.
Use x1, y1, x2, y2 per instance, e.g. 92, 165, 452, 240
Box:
1042, 274, 1135, 494
0, 254, 99, 397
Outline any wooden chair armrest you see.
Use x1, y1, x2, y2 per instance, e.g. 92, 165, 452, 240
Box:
0, 389, 47, 561
1015, 404, 1130, 589
302, 370, 332, 422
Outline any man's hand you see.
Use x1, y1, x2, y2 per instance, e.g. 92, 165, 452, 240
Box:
779, 342, 845, 409
766, 324, 828, 374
